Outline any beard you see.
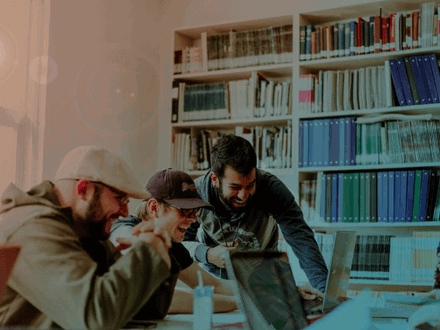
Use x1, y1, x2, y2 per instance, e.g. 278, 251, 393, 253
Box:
83, 189, 109, 240
215, 179, 254, 213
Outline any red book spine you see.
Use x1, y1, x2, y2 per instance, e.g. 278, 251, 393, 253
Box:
382, 17, 389, 52
357, 17, 364, 55
374, 15, 382, 53
389, 13, 396, 51
412, 11, 419, 49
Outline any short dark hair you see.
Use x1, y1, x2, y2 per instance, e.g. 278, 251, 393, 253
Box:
211, 134, 257, 179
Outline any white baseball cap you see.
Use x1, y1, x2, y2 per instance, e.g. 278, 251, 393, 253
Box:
55, 146, 151, 200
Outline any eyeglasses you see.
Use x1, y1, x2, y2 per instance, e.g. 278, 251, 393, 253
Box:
170, 205, 202, 218
93, 182, 130, 206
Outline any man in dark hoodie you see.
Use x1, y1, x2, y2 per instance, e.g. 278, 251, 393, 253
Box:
183, 134, 328, 294
110, 169, 238, 315
0, 146, 176, 330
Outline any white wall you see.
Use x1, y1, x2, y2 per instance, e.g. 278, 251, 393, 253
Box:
43, 0, 169, 210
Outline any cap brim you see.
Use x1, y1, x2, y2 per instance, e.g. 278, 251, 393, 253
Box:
126, 190, 151, 200
164, 198, 214, 210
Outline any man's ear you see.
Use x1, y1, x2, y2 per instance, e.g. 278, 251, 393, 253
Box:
147, 198, 160, 217
76, 180, 93, 201
210, 172, 219, 189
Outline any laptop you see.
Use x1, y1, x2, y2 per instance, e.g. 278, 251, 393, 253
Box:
224, 231, 357, 330
0, 245, 21, 297
303, 230, 357, 315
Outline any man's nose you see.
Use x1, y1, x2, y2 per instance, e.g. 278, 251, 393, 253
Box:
237, 189, 248, 200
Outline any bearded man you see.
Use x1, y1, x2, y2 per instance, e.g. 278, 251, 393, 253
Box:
183, 134, 328, 296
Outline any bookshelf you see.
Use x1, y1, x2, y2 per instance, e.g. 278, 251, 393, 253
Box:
171, 15, 295, 182
295, 0, 440, 291
169, 0, 440, 291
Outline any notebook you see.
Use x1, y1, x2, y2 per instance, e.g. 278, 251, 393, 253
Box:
0, 245, 21, 297
224, 231, 357, 330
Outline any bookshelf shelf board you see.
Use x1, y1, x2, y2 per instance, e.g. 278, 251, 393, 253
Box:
175, 15, 293, 39
173, 63, 293, 82
186, 168, 293, 178
298, 104, 440, 119
298, 162, 440, 173
349, 279, 433, 286
308, 222, 440, 229
172, 115, 293, 128
298, 47, 440, 72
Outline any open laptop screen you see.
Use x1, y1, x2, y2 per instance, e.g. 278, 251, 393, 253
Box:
225, 251, 308, 330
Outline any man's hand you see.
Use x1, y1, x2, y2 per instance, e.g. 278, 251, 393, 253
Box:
298, 283, 324, 300
207, 240, 238, 268
132, 220, 172, 248
116, 234, 171, 269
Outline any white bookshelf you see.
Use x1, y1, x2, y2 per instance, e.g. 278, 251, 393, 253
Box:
169, 1, 440, 291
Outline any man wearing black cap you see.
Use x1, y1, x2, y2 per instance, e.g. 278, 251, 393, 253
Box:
0, 146, 175, 330
110, 169, 238, 315
183, 134, 328, 296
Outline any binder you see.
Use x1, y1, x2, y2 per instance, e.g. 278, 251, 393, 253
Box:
418, 169, 431, 221
395, 58, 414, 105
370, 171, 377, 222
412, 170, 423, 222
388, 171, 395, 223
352, 172, 360, 222
426, 170, 439, 221
329, 118, 339, 166
409, 56, 431, 104
323, 119, 330, 167
331, 173, 338, 223
337, 172, 344, 222
388, 59, 407, 106
416, 56, 434, 103
399, 171, 408, 222
420, 55, 439, 103
428, 54, 440, 102
394, 171, 401, 223
402, 57, 421, 105
406, 170, 416, 222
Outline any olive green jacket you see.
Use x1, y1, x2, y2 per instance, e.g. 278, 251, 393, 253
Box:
0, 181, 178, 330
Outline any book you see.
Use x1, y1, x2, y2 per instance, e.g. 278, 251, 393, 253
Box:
426, 170, 439, 221
428, 54, 440, 103
416, 56, 434, 103
331, 173, 338, 223
412, 170, 423, 222
420, 55, 439, 103
418, 169, 431, 222
388, 59, 407, 106
409, 56, 430, 104
370, 172, 377, 222
403, 56, 421, 105
171, 81, 180, 123
406, 170, 416, 222
388, 171, 395, 223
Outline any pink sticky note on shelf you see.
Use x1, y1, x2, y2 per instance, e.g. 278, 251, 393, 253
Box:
0, 245, 21, 297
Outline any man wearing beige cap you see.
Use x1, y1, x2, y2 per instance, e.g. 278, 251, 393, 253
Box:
0, 146, 175, 330
110, 169, 237, 316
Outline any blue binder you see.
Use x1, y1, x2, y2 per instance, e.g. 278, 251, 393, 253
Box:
406, 170, 415, 222
388, 59, 407, 106
395, 58, 415, 105
409, 56, 431, 105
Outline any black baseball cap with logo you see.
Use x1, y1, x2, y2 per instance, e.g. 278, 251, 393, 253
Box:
145, 169, 214, 210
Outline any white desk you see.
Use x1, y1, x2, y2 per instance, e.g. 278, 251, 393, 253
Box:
127, 311, 246, 329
